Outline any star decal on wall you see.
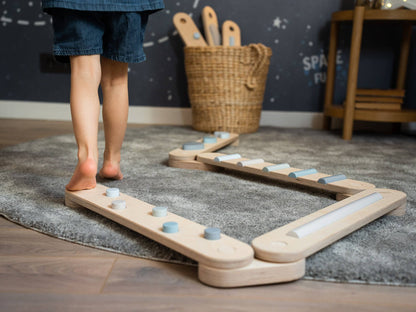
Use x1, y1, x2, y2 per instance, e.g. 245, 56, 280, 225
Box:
273, 17, 282, 28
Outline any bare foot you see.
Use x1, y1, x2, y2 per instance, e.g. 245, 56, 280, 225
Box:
66, 158, 97, 191
99, 161, 123, 180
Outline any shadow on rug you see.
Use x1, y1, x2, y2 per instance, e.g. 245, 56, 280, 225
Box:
0, 126, 415, 286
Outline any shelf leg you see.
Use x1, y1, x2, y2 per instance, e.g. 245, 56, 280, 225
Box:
342, 6, 365, 140
396, 21, 412, 90
323, 21, 339, 130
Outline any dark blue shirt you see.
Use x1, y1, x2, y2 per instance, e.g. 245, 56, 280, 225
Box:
41, 0, 164, 12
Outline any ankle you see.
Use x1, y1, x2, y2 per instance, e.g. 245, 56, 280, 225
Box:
103, 150, 121, 165
77, 148, 98, 165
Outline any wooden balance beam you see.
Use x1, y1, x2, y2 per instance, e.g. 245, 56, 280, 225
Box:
251, 188, 406, 263
64, 183, 406, 288
168, 132, 376, 199
196, 152, 376, 198
168, 132, 239, 171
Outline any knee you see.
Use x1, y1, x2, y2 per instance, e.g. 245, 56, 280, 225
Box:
100, 59, 129, 89
101, 73, 128, 90
70, 55, 101, 86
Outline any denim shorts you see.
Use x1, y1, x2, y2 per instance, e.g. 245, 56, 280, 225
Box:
49, 9, 149, 63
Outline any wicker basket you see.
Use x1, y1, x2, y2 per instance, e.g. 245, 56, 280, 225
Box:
184, 43, 272, 133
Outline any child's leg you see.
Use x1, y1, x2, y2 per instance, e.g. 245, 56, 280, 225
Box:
66, 55, 101, 191
99, 57, 129, 180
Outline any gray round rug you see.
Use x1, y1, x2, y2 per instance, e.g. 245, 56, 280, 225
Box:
1, 126, 415, 286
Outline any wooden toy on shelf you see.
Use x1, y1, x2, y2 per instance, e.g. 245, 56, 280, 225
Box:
354, 89, 405, 111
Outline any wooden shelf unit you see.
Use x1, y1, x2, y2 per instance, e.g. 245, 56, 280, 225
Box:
323, 7, 416, 140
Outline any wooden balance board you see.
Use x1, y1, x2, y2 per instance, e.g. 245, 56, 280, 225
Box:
196, 152, 376, 198
65, 184, 305, 287
168, 134, 375, 198
63, 132, 406, 287
168, 132, 239, 171
65, 184, 406, 288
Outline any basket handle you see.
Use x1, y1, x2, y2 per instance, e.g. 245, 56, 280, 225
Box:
244, 44, 269, 90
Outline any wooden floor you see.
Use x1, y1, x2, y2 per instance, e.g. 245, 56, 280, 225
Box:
0, 119, 415, 312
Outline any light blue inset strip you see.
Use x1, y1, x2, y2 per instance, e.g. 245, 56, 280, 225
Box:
289, 168, 317, 178
262, 163, 290, 172
214, 154, 242, 162
203, 136, 217, 144
229, 36, 235, 46
214, 131, 230, 139
182, 142, 204, 150
318, 174, 347, 184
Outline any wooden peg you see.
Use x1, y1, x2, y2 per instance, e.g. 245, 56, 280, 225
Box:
173, 12, 207, 47
202, 6, 221, 46
222, 20, 241, 46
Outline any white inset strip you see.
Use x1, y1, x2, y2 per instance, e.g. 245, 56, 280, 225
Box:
237, 159, 265, 167
288, 192, 383, 238
263, 163, 290, 172
214, 154, 242, 162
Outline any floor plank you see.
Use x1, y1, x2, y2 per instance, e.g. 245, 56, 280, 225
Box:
0, 256, 115, 294
0, 119, 74, 149
0, 216, 22, 228
1, 288, 415, 312
103, 256, 202, 295
0, 226, 114, 257
104, 254, 416, 309
0, 118, 147, 148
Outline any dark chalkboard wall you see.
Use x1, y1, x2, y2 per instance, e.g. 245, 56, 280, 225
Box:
1, 0, 415, 112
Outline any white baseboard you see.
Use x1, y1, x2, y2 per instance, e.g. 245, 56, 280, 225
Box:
260, 110, 324, 128
3, 100, 415, 131
0, 101, 73, 121
0, 100, 187, 124
0, 100, 323, 128
0, 100, 194, 125
0, 100, 326, 129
